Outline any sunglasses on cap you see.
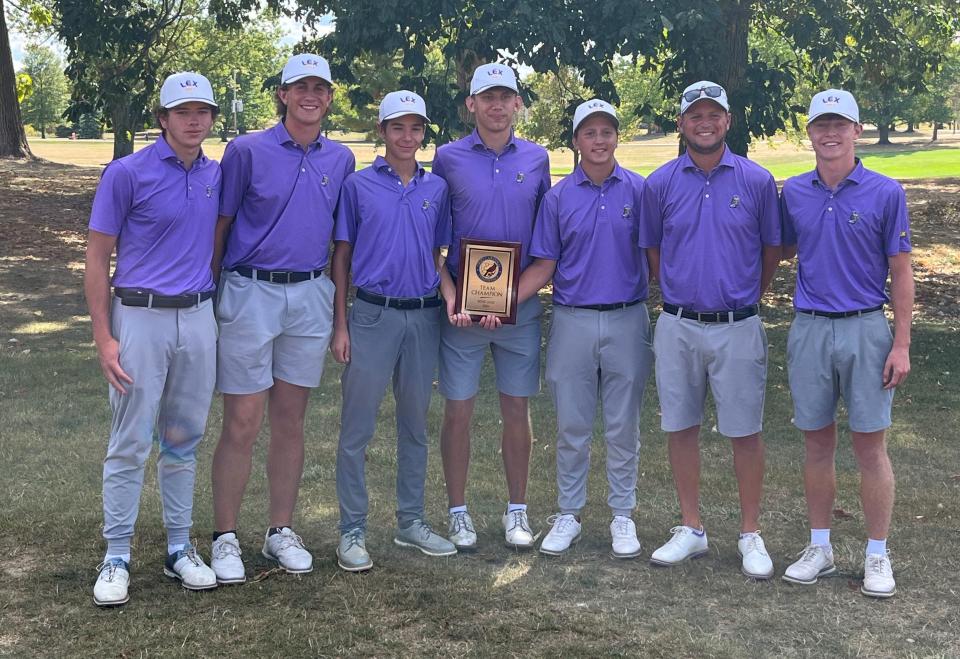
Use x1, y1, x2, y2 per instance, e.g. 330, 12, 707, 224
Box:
683, 85, 724, 103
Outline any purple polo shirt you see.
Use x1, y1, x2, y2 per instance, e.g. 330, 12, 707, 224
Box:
432, 129, 550, 277
220, 121, 355, 271
334, 156, 452, 297
88, 136, 219, 295
638, 146, 781, 311
530, 164, 648, 306
781, 161, 911, 312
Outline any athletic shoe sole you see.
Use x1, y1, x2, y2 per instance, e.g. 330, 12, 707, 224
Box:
649, 548, 709, 566
162, 568, 218, 590
736, 550, 774, 580
452, 542, 478, 553
860, 584, 896, 599
610, 547, 643, 560
335, 551, 373, 573
781, 565, 836, 585
215, 575, 247, 585
539, 532, 581, 556
93, 594, 130, 607
393, 538, 458, 557
260, 551, 314, 575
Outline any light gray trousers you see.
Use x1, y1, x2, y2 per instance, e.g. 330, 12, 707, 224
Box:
545, 303, 653, 517
102, 298, 217, 555
336, 299, 441, 532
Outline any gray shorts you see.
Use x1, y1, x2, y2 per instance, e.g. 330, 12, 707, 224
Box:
787, 310, 894, 433
216, 270, 335, 394
438, 296, 542, 400
653, 311, 768, 438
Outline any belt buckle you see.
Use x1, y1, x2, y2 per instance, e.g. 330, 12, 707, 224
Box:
270, 271, 288, 284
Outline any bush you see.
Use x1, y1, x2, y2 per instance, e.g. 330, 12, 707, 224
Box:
22, 124, 40, 137
54, 124, 74, 138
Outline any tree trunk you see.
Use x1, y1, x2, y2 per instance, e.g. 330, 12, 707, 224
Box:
111, 103, 137, 160
717, 0, 750, 157
932, 123, 939, 142
0, 3, 32, 158
454, 50, 480, 135
877, 123, 892, 145
904, 122, 914, 133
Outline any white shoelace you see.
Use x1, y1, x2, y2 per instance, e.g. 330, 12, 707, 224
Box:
275, 531, 306, 553
546, 514, 577, 535
213, 538, 242, 559
797, 544, 826, 563
740, 533, 768, 557
866, 553, 892, 575
96, 561, 121, 582
182, 545, 202, 566
611, 516, 633, 538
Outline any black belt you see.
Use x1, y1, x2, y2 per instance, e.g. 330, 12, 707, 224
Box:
796, 305, 883, 319
570, 299, 642, 312
229, 266, 324, 284
662, 302, 758, 323
115, 288, 214, 308
356, 288, 442, 310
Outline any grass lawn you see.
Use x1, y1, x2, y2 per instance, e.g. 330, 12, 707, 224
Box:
25, 126, 960, 182
1, 160, 958, 656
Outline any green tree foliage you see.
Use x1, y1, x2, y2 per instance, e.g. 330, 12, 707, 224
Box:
166, 13, 287, 133
516, 67, 588, 152
840, 3, 960, 144
18, 43, 69, 137
55, 0, 192, 159
15, 71, 32, 102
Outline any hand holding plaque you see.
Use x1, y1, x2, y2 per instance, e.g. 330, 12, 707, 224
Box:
454, 239, 521, 325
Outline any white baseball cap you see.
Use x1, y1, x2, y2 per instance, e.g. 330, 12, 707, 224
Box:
281, 53, 333, 85
572, 99, 619, 135
159, 72, 217, 109
807, 89, 860, 124
680, 80, 729, 114
378, 90, 430, 124
470, 63, 518, 95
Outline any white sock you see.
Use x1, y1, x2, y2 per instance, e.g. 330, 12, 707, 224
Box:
104, 553, 130, 564
449, 505, 467, 515
167, 543, 186, 556
507, 502, 527, 513
811, 528, 831, 548
866, 538, 887, 556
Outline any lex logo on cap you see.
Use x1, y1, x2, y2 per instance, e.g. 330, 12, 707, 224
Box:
302, 58, 320, 68
823, 95, 841, 105
587, 101, 605, 109
488, 68, 504, 78
180, 80, 198, 89
399, 95, 417, 104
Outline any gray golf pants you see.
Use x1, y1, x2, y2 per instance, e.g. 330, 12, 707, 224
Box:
545, 303, 653, 517
336, 299, 441, 532
102, 298, 217, 554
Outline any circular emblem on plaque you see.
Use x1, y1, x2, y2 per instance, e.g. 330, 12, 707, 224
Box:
476, 255, 503, 283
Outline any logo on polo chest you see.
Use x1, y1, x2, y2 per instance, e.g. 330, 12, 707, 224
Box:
476, 255, 503, 283
622, 205, 632, 217
515, 172, 525, 183
422, 199, 431, 210
849, 210, 860, 224
320, 174, 329, 186
729, 195, 741, 208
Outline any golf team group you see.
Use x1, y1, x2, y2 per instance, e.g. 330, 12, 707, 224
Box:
84, 52, 914, 608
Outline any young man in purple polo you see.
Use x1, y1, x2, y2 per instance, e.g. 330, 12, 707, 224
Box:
85, 72, 220, 606
780, 90, 913, 598
433, 63, 551, 550
639, 81, 781, 579
330, 90, 457, 571
209, 54, 355, 584
519, 100, 652, 557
